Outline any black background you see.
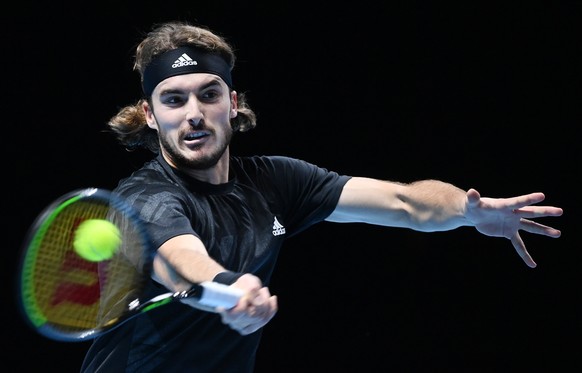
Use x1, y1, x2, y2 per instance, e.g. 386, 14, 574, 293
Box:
5, 1, 580, 372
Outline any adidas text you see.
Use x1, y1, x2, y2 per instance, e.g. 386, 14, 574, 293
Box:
173, 60, 198, 68
172, 53, 198, 68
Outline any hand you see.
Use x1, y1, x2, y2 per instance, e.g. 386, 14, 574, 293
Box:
465, 188, 563, 268
218, 274, 278, 335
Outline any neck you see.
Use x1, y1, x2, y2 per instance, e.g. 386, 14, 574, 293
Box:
161, 148, 231, 185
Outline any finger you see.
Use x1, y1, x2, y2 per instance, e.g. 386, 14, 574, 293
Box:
260, 295, 278, 322
268, 295, 278, 315
520, 218, 562, 238
505, 192, 546, 209
513, 206, 564, 219
247, 305, 266, 318
219, 307, 248, 324
252, 294, 278, 317
238, 323, 262, 335
511, 233, 536, 268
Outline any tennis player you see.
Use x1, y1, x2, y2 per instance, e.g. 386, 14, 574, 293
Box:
80, 21, 563, 372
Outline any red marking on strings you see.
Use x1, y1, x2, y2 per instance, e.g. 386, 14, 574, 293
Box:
49, 216, 106, 307
50, 251, 101, 306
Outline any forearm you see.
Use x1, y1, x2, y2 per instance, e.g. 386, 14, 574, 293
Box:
152, 234, 226, 292
152, 234, 275, 319
399, 179, 470, 231
328, 177, 470, 231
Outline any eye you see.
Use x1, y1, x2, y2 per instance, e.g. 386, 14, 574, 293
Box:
162, 94, 185, 105
200, 89, 221, 102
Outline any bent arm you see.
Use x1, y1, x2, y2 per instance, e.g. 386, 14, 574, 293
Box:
327, 177, 470, 231
151, 234, 278, 332
152, 234, 225, 291
152, 234, 231, 312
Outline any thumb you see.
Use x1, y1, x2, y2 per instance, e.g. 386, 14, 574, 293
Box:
466, 188, 481, 206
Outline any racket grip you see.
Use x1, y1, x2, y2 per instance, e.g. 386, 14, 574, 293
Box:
197, 281, 244, 308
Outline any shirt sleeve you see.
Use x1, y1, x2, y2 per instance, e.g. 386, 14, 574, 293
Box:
113, 170, 197, 253
236, 156, 352, 238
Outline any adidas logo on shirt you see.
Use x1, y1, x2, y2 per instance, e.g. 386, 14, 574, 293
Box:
272, 217, 286, 236
172, 53, 198, 68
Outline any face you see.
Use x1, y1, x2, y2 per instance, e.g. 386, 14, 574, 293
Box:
144, 73, 238, 173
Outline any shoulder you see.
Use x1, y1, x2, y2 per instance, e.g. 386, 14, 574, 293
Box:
231, 155, 350, 191
114, 158, 183, 198
231, 155, 321, 175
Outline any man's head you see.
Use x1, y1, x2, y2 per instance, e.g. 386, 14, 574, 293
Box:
107, 21, 256, 156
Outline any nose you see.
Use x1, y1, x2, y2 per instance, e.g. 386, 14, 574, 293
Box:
185, 96, 203, 126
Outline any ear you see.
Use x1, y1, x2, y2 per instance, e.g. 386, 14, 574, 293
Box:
230, 91, 238, 118
143, 100, 158, 130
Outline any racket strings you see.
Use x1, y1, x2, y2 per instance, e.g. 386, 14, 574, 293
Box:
21, 197, 148, 337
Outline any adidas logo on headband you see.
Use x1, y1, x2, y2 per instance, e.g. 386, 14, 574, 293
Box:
173, 53, 198, 68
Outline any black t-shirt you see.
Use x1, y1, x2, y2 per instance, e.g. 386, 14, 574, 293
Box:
81, 154, 351, 372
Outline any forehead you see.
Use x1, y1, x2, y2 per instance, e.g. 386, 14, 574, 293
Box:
155, 73, 226, 93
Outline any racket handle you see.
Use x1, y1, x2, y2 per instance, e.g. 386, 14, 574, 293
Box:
197, 281, 244, 308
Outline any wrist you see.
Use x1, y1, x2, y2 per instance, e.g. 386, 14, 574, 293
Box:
213, 271, 244, 285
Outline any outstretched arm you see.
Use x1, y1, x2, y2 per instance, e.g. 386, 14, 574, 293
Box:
327, 177, 563, 267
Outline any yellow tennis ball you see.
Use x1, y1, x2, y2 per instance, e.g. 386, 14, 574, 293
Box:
73, 219, 121, 262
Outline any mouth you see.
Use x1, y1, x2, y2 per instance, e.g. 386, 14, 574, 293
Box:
184, 131, 210, 143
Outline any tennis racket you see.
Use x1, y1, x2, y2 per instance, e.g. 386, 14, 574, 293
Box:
17, 187, 243, 342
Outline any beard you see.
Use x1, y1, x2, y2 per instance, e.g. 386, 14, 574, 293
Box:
158, 129, 233, 171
